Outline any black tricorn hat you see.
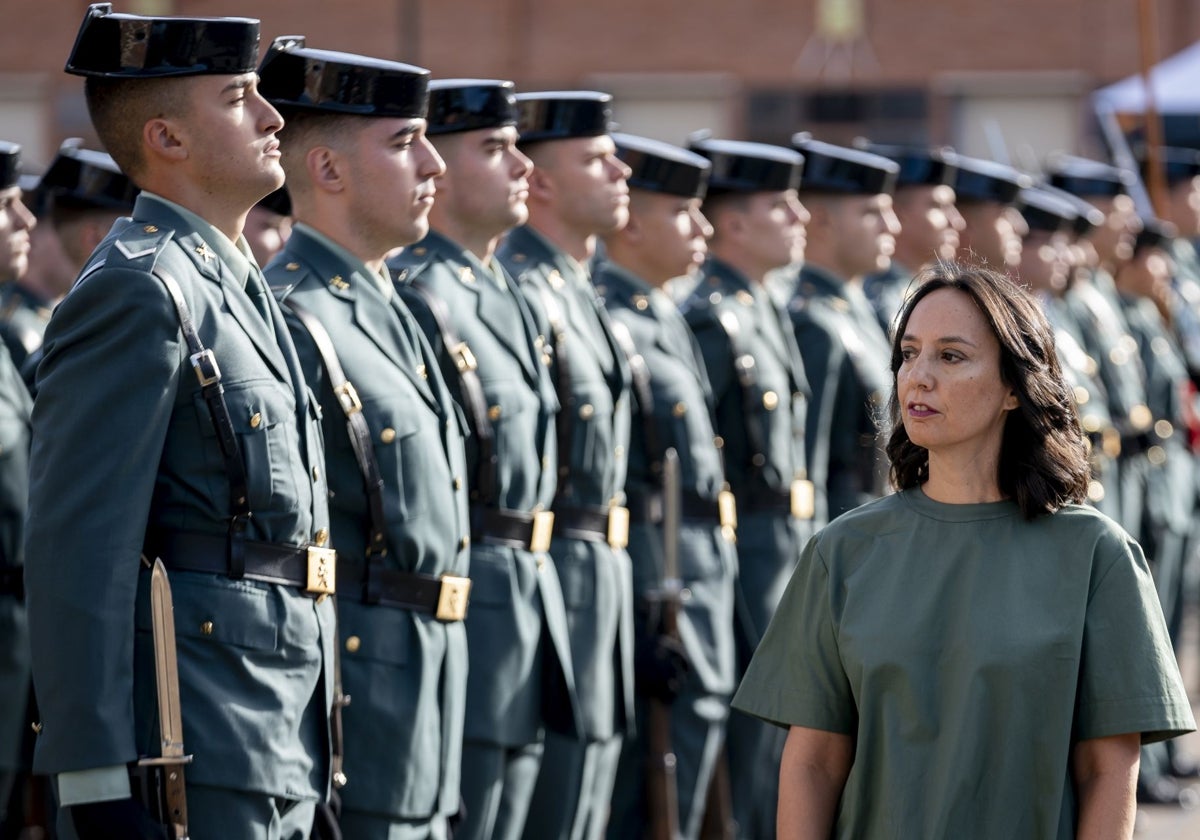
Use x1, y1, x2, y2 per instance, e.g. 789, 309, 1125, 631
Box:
39, 138, 137, 213
427, 79, 519, 136
258, 36, 429, 119
856, 141, 957, 188
515, 91, 613, 144
686, 132, 803, 194
792, 135, 898, 196
952, 155, 1030, 205
1017, 185, 1079, 235
614, 133, 710, 199
0, 142, 19, 191
65, 3, 259, 78
1044, 154, 1134, 198
1134, 145, 1200, 186
1133, 216, 1177, 253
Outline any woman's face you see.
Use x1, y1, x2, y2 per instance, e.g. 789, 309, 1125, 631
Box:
896, 287, 1018, 462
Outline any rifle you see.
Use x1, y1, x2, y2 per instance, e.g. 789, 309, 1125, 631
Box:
646, 448, 683, 840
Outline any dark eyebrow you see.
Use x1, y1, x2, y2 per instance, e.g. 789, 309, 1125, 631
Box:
390, 124, 421, 142
900, 334, 979, 348
222, 76, 254, 94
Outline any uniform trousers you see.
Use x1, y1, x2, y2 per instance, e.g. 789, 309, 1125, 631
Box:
338, 810, 449, 840
458, 738, 543, 840
606, 691, 728, 840
523, 732, 622, 840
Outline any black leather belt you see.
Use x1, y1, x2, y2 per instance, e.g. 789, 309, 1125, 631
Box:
627, 488, 724, 524
471, 506, 555, 553
146, 531, 336, 596
0, 566, 22, 599
342, 565, 471, 621
738, 488, 792, 514
553, 504, 630, 548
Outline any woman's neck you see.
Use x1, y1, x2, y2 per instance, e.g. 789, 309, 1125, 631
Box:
921, 446, 1006, 504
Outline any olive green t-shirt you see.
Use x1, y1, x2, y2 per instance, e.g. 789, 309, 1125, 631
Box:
732, 487, 1194, 839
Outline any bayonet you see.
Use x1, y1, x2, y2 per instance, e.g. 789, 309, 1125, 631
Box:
136, 558, 193, 839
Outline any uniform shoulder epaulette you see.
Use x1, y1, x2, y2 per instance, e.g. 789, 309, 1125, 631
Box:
388, 244, 435, 285
105, 221, 177, 273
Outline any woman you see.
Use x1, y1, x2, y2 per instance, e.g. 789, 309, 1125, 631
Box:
732, 264, 1194, 839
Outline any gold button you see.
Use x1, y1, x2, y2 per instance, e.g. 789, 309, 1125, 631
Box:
143, 225, 158, 233
453, 477, 463, 490
459, 536, 470, 550
1148, 445, 1167, 465
708, 291, 723, 305
250, 412, 263, 429
31, 721, 42, 734
713, 435, 724, 449
417, 364, 428, 379
1130, 404, 1152, 430
345, 635, 361, 653
312, 466, 320, 482
762, 391, 779, 411
314, 528, 329, 547
201, 621, 214, 636
579, 404, 595, 419
488, 405, 503, 421
634, 295, 649, 311
380, 427, 396, 444
413, 246, 427, 256
1155, 419, 1174, 439
286, 262, 300, 271
673, 402, 687, 417
736, 290, 754, 306
1072, 386, 1089, 406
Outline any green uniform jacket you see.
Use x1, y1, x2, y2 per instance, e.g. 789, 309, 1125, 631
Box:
25, 195, 335, 800
268, 226, 470, 819
0, 283, 50, 374
680, 257, 817, 648
862, 260, 915, 336
391, 230, 581, 745
596, 261, 737, 696
498, 225, 636, 740
1118, 293, 1193, 536
0, 342, 30, 772
789, 264, 892, 520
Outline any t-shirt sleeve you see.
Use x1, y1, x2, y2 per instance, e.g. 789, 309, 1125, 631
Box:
730, 536, 856, 734
1075, 532, 1195, 744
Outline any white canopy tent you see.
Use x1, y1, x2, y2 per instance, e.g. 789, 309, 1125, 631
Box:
1093, 40, 1200, 114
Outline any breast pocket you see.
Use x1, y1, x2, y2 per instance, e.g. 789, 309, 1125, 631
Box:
566, 379, 615, 479
359, 397, 439, 521
193, 380, 297, 514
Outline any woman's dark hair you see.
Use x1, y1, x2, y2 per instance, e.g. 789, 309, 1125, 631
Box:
885, 262, 1090, 518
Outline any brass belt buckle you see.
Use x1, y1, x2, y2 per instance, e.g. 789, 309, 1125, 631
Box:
436, 575, 471, 621
607, 505, 630, 549
530, 510, 555, 554
791, 479, 815, 521
718, 489, 738, 530
306, 546, 338, 595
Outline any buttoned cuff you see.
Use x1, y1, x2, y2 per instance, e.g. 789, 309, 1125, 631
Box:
58, 765, 132, 806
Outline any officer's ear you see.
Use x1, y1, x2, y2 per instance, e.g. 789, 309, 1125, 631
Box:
306, 146, 346, 195
527, 166, 555, 204
143, 117, 188, 164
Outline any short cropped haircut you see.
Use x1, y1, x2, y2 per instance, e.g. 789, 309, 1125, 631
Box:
84, 76, 190, 180
885, 263, 1090, 518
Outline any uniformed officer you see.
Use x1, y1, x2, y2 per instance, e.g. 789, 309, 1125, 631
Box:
0, 141, 34, 835
245, 186, 292, 267
1048, 155, 1152, 541
952, 154, 1030, 274
596, 134, 737, 840
789, 136, 899, 521
389, 79, 580, 840
0, 145, 41, 377
258, 39, 471, 839
26, 6, 335, 838
1014, 184, 1119, 517
679, 134, 814, 840
1112, 218, 1199, 805
11, 139, 139, 388
859, 142, 963, 334
496, 90, 636, 840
